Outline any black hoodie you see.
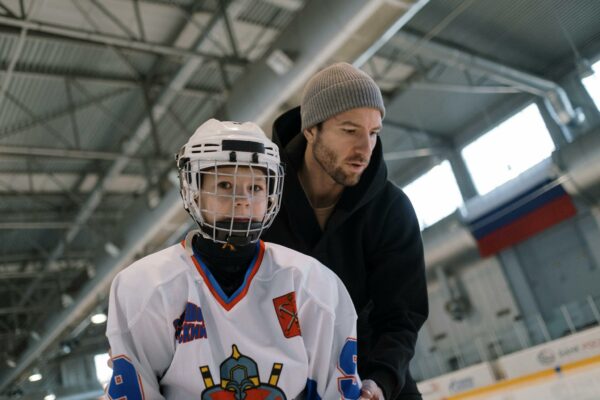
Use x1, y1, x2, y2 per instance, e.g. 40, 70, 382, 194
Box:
263, 107, 429, 399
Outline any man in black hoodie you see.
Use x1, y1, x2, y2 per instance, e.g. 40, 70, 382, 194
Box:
263, 63, 428, 400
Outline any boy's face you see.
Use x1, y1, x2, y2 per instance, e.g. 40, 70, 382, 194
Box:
199, 166, 268, 225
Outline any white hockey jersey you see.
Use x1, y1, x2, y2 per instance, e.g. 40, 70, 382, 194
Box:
106, 235, 361, 400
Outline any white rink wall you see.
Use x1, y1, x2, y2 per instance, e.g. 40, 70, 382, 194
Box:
419, 363, 496, 400
418, 325, 600, 400
446, 364, 600, 400
497, 324, 600, 379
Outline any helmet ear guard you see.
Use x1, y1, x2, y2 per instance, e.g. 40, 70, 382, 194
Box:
176, 119, 284, 246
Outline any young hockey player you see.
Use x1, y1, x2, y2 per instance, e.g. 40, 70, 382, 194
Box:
105, 119, 362, 399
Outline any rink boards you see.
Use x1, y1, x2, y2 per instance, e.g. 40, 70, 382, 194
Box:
418, 325, 600, 400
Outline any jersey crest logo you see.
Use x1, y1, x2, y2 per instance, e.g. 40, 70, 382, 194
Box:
173, 302, 208, 344
199, 344, 286, 400
273, 292, 301, 338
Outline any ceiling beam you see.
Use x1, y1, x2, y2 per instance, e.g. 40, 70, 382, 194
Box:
406, 81, 522, 94
0, 67, 220, 97
0, 270, 87, 281
0, 15, 247, 65
222, 0, 388, 125
0, 305, 50, 316
0, 145, 170, 162
0, 222, 72, 230
0, 1, 43, 111
393, 31, 583, 130
384, 119, 451, 145
384, 147, 447, 161
0, 87, 130, 141
0, 252, 91, 265
353, 0, 430, 68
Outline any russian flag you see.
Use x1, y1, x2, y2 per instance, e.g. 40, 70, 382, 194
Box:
467, 179, 577, 257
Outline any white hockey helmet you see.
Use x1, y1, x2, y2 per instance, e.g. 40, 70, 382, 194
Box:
176, 119, 284, 246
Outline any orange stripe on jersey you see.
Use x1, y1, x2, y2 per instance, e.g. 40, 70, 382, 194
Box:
184, 240, 265, 312
228, 240, 265, 309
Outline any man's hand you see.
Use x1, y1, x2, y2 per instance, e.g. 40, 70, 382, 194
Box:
359, 379, 385, 400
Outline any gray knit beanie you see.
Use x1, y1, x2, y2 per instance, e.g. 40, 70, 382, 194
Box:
300, 62, 385, 131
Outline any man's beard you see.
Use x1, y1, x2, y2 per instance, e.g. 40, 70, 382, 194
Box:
312, 134, 366, 187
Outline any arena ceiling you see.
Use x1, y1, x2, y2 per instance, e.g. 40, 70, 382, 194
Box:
0, 0, 599, 397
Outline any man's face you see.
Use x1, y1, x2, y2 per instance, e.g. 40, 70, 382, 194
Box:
309, 107, 382, 186
199, 166, 268, 225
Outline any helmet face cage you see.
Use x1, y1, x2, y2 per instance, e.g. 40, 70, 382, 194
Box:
179, 159, 284, 246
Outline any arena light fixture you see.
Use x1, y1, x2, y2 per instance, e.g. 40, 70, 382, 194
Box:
104, 241, 121, 257
28, 369, 42, 382
266, 49, 294, 75
91, 310, 107, 325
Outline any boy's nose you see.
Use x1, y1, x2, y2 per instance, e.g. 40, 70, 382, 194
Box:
234, 192, 251, 206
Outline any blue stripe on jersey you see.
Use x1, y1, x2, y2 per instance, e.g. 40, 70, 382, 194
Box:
305, 378, 321, 400
192, 241, 260, 304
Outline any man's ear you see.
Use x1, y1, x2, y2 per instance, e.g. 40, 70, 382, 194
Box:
303, 126, 317, 144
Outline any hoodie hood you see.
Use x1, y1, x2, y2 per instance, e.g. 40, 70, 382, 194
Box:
272, 106, 389, 216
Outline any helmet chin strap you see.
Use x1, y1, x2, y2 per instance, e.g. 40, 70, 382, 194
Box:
184, 229, 201, 257
215, 220, 262, 246
194, 220, 262, 247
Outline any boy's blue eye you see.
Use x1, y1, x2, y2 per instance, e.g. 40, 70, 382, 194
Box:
217, 181, 232, 189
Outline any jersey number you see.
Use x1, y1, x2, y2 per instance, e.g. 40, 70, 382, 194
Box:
338, 338, 360, 399
108, 356, 144, 400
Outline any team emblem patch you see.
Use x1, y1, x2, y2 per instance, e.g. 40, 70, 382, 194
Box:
199, 344, 286, 400
173, 302, 208, 344
273, 292, 301, 338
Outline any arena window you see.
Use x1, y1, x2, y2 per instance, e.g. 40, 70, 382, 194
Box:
582, 60, 600, 110
461, 104, 555, 195
403, 160, 463, 230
